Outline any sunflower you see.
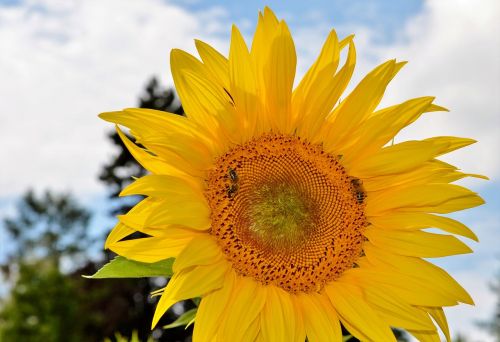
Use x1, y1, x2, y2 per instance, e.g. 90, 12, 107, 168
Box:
99, 7, 485, 342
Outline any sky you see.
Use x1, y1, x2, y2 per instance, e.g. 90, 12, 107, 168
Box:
0, 0, 499, 340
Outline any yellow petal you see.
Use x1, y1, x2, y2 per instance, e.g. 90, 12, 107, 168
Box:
341, 96, 437, 167
181, 69, 238, 145
220, 276, 266, 342
101, 108, 222, 161
291, 296, 306, 342
260, 286, 297, 342
120, 174, 204, 199
251, 6, 279, 64
229, 25, 259, 140
297, 36, 355, 142
104, 222, 135, 249
116, 198, 210, 237
366, 183, 484, 215
173, 235, 222, 273
425, 307, 451, 342
170, 49, 221, 129
351, 137, 477, 178
364, 243, 473, 305
293, 30, 340, 102
145, 198, 211, 230
195, 39, 229, 90
364, 286, 437, 331
324, 59, 405, 151
369, 212, 478, 241
343, 268, 460, 307
113, 126, 188, 177
295, 292, 342, 342
362, 160, 483, 192
116, 198, 180, 236
108, 227, 200, 262
364, 227, 472, 257
263, 20, 296, 133
423, 136, 477, 156
136, 133, 214, 172
251, 7, 279, 98
192, 271, 236, 342
152, 260, 229, 329
250, 8, 278, 136
244, 317, 261, 342
100, 107, 202, 139
350, 140, 440, 177
408, 330, 442, 342
325, 282, 396, 342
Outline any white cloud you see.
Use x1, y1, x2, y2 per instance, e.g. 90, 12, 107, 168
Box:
0, 0, 230, 196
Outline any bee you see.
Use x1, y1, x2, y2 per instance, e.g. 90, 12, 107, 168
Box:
355, 190, 366, 204
350, 178, 366, 204
227, 183, 239, 198
228, 167, 238, 183
226, 167, 239, 199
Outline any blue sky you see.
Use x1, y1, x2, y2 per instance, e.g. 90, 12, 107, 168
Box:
171, 0, 422, 39
0, 0, 499, 340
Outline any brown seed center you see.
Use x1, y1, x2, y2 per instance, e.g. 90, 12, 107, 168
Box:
205, 134, 367, 293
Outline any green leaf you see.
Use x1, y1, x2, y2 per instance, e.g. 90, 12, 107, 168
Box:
342, 335, 353, 342
83, 256, 174, 279
163, 308, 197, 330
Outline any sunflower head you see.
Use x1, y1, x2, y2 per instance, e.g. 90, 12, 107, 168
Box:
99, 6, 485, 342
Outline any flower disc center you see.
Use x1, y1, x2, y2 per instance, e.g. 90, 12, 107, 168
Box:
248, 182, 313, 250
206, 134, 367, 293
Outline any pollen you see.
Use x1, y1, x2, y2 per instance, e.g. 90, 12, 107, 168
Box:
206, 134, 367, 293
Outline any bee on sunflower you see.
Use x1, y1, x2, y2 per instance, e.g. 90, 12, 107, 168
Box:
98, 7, 486, 342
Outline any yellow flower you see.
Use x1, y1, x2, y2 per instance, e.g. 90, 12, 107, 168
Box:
100, 7, 485, 342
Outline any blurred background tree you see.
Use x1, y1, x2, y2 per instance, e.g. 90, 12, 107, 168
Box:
0, 262, 83, 342
478, 270, 500, 341
0, 190, 90, 341
490, 273, 500, 340
1, 189, 91, 272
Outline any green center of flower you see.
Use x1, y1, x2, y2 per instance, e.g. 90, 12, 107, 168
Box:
248, 182, 313, 250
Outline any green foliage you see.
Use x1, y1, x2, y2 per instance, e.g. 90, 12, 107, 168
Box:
0, 190, 94, 340
0, 263, 83, 342
104, 330, 154, 342
85, 256, 173, 279
2, 189, 91, 271
163, 308, 197, 330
